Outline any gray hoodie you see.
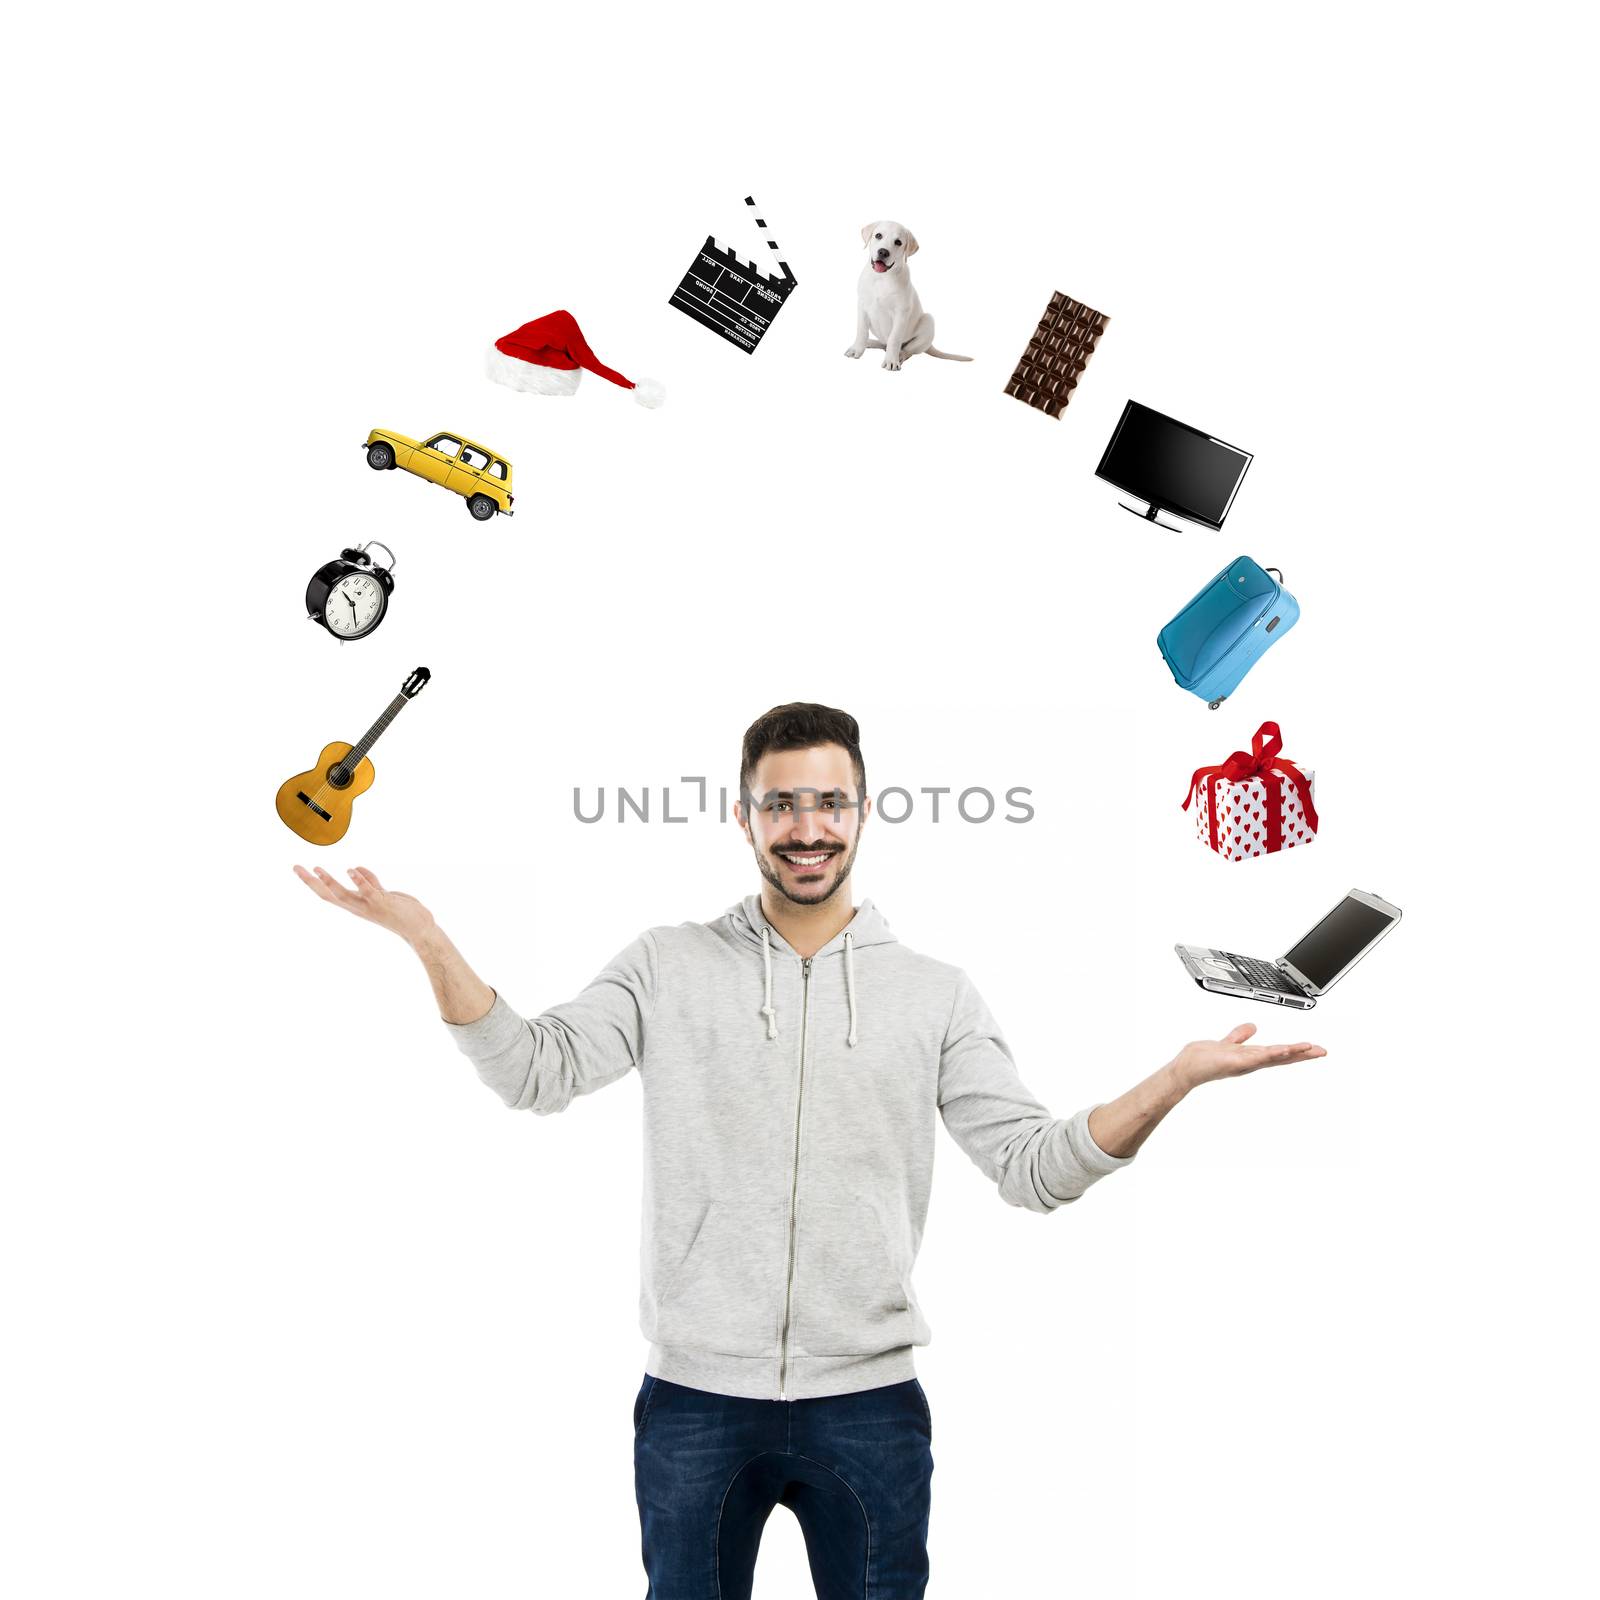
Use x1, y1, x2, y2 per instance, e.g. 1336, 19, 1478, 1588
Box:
447, 896, 1134, 1400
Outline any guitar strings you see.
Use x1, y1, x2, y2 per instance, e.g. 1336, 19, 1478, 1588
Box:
293, 692, 413, 838
305, 695, 402, 806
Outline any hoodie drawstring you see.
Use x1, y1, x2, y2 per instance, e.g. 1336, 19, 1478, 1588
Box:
759, 927, 778, 1040
759, 924, 858, 1048
844, 931, 858, 1048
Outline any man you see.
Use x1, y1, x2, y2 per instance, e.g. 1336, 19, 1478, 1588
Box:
295, 702, 1326, 1599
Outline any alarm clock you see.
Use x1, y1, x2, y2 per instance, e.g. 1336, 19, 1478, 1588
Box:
306, 542, 396, 641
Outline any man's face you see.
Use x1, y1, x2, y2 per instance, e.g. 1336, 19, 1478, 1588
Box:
736, 743, 870, 907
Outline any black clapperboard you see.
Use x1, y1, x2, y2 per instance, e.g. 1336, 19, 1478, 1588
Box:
668, 196, 797, 354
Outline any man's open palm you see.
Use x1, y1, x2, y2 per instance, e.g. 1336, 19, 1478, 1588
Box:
293, 865, 435, 944
1175, 1023, 1327, 1090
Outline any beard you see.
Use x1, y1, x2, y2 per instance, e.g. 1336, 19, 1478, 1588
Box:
753, 835, 860, 906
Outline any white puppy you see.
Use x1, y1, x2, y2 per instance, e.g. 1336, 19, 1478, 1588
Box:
845, 220, 972, 370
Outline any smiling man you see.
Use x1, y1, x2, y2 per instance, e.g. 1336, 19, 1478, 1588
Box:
295, 701, 1326, 1600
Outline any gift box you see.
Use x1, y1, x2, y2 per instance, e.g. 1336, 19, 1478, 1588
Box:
1182, 721, 1318, 861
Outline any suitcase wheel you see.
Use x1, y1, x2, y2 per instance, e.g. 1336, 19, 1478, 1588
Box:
1207, 696, 1226, 710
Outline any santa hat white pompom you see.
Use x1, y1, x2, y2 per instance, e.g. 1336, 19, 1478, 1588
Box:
630, 377, 666, 409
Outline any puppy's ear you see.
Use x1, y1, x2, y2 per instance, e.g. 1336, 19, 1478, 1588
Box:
903, 229, 919, 257
860, 223, 876, 246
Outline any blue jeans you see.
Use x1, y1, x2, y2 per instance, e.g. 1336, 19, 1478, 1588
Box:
633, 1373, 934, 1599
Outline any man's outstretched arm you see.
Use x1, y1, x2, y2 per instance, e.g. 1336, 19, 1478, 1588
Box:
1086, 1024, 1328, 1159
937, 971, 1329, 1212
294, 864, 655, 1115
294, 865, 495, 1022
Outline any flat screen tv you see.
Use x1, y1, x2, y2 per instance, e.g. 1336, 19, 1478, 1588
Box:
1095, 400, 1253, 531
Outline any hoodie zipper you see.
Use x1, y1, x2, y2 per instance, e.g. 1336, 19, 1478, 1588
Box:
777, 955, 811, 1401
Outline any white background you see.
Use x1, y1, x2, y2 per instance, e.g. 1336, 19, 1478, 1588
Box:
3, 5, 1593, 1596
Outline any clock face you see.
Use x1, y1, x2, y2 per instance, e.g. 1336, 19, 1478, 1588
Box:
326, 572, 385, 637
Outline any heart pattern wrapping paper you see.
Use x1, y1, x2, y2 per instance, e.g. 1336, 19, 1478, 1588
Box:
1191, 770, 1316, 860
1181, 720, 1319, 861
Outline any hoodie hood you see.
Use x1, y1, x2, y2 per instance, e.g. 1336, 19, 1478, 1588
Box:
722, 895, 899, 957
720, 895, 899, 1048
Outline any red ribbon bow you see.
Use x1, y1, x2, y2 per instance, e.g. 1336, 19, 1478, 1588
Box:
1182, 721, 1319, 856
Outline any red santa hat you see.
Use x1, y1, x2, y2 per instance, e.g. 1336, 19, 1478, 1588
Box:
485, 310, 664, 408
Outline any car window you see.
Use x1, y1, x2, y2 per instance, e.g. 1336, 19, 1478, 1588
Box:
488, 460, 506, 480
426, 435, 462, 457
460, 445, 489, 470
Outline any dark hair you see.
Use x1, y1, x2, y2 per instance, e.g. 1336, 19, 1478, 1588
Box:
740, 702, 866, 800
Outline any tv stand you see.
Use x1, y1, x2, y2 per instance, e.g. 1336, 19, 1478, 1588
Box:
1119, 499, 1187, 533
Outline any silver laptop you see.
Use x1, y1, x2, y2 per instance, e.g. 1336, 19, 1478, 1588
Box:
1176, 888, 1402, 1009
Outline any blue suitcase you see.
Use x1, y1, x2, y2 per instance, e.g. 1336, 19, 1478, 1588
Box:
1158, 556, 1299, 709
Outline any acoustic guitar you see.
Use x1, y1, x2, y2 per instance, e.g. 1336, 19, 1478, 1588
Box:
275, 667, 430, 844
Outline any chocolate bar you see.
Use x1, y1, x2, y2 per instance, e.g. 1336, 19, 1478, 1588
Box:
1004, 291, 1109, 417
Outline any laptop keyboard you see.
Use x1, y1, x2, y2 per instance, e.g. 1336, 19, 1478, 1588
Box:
1224, 953, 1304, 995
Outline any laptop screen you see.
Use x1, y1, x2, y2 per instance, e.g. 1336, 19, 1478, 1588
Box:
1283, 896, 1397, 990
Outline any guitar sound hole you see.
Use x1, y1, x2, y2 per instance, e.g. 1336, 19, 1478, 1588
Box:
326, 765, 353, 790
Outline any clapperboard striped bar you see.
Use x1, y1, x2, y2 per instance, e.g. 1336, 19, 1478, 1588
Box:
669, 196, 798, 354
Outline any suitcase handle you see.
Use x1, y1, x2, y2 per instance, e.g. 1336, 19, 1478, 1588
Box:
1264, 566, 1283, 581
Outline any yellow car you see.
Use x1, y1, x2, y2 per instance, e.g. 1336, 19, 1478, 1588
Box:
363, 428, 514, 520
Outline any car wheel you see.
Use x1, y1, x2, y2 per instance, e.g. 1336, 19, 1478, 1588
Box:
467, 494, 497, 521
366, 442, 395, 470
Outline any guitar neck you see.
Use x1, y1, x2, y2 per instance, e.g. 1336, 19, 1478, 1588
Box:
347, 691, 410, 766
